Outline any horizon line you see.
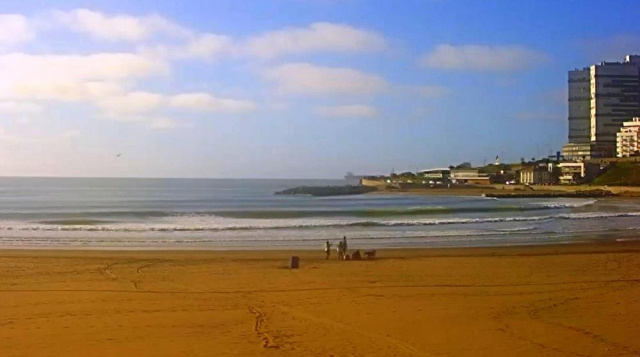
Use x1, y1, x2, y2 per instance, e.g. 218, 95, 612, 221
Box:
0, 175, 345, 181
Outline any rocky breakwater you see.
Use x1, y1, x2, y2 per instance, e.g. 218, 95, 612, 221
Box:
275, 185, 377, 197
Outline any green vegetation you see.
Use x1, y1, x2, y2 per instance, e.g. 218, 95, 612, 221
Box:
478, 164, 511, 174
591, 163, 640, 186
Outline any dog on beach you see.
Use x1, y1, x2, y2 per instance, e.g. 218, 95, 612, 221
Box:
364, 250, 376, 259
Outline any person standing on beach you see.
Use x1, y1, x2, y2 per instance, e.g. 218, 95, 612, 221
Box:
343, 236, 348, 257
337, 241, 344, 261
324, 240, 332, 260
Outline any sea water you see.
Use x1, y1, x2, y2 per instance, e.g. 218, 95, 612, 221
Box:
1, 177, 639, 249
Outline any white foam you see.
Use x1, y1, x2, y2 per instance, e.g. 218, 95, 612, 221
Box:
532, 198, 597, 209
0, 210, 639, 232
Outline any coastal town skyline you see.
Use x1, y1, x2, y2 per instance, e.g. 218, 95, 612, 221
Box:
1, 0, 639, 178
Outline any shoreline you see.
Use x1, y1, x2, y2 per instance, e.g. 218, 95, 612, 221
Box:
1, 238, 639, 255
367, 184, 640, 197
0, 232, 636, 252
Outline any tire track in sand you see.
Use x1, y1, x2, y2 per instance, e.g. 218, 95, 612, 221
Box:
98, 260, 158, 291
136, 262, 157, 277
248, 306, 281, 349
98, 262, 119, 280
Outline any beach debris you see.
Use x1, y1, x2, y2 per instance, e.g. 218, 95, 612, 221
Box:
289, 256, 300, 269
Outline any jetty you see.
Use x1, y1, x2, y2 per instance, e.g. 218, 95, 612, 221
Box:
275, 185, 376, 197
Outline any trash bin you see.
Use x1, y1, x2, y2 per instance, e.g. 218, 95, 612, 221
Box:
289, 256, 300, 269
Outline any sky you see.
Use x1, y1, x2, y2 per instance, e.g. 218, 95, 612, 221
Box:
0, 0, 639, 179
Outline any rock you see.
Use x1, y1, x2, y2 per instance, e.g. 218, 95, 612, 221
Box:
275, 185, 376, 197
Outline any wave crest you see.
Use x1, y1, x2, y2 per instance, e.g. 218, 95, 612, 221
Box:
1, 210, 638, 232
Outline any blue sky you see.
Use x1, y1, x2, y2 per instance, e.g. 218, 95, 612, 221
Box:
0, 0, 638, 178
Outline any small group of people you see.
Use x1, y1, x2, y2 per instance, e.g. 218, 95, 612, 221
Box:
324, 236, 360, 261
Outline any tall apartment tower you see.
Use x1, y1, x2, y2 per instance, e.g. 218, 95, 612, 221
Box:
562, 55, 640, 159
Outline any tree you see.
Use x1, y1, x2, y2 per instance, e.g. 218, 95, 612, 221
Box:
455, 162, 472, 169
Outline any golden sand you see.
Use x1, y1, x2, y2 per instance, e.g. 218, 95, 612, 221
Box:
1, 242, 640, 356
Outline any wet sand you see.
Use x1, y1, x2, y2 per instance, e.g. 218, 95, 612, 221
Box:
1, 242, 640, 356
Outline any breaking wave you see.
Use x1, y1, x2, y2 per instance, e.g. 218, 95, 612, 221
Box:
1, 210, 638, 233
532, 199, 597, 209
0, 200, 598, 222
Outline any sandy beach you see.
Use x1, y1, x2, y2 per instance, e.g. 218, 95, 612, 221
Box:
1, 242, 640, 357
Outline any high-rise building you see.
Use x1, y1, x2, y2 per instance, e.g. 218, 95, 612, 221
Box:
562, 55, 640, 159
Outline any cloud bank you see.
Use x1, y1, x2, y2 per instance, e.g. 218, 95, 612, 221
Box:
421, 44, 548, 72
264, 63, 388, 95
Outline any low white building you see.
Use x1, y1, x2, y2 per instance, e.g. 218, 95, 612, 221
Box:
450, 169, 491, 185
418, 168, 450, 181
617, 117, 640, 157
558, 162, 597, 184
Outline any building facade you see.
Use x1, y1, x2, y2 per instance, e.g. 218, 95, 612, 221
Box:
519, 165, 554, 185
558, 162, 600, 184
561, 143, 594, 160
617, 117, 640, 157
418, 168, 450, 181
449, 169, 491, 185
563, 55, 640, 159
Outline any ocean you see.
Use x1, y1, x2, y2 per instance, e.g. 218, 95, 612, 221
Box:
1, 177, 640, 250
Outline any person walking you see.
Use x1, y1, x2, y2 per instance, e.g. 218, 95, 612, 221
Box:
324, 240, 332, 260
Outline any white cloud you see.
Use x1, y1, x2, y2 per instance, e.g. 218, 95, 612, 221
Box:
59, 130, 81, 139
420, 44, 549, 72
142, 21, 384, 61
0, 14, 34, 46
0, 101, 42, 114
316, 105, 378, 118
243, 22, 386, 59
97, 92, 164, 116
181, 34, 235, 59
0, 125, 27, 144
51, 9, 190, 42
0, 53, 166, 101
149, 118, 178, 129
264, 62, 387, 95
169, 93, 256, 113
0, 53, 167, 82
416, 85, 451, 97
9, 81, 124, 101
140, 33, 235, 60
96, 113, 178, 130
